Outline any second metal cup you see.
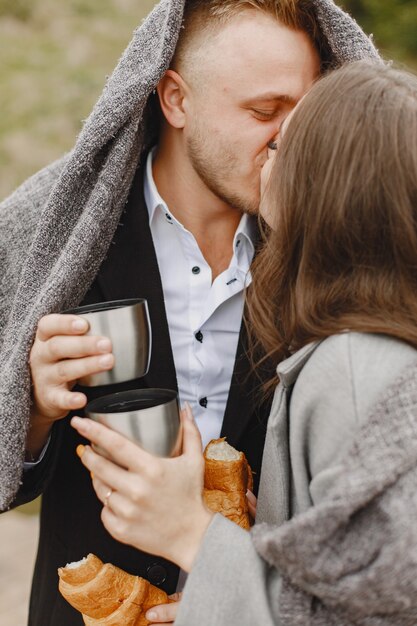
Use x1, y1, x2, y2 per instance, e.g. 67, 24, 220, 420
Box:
85, 389, 182, 458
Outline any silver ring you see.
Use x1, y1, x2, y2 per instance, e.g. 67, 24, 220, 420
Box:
104, 489, 113, 508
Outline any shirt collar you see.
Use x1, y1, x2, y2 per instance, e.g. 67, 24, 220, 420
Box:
144, 147, 168, 225
233, 213, 256, 260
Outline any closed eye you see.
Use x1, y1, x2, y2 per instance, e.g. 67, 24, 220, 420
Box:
251, 109, 277, 121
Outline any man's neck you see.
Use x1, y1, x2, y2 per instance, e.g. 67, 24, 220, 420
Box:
152, 143, 243, 280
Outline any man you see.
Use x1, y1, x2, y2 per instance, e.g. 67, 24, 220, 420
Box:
0, 0, 379, 624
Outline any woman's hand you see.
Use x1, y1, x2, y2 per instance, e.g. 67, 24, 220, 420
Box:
71, 404, 214, 571
146, 593, 182, 624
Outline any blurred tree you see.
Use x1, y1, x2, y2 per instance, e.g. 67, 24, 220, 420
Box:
0, 0, 159, 199
341, 0, 417, 65
0, 0, 34, 21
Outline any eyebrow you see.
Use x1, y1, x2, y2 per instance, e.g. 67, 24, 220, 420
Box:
242, 93, 298, 107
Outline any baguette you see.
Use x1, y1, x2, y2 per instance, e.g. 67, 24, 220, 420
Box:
203, 438, 253, 530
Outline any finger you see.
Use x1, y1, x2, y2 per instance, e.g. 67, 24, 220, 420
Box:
146, 601, 180, 623
99, 495, 153, 551
90, 476, 131, 515
181, 403, 203, 456
90, 476, 109, 504
72, 416, 155, 470
100, 502, 130, 546
45, 335, 112, 362
75, 442, 136, 494
41, 388, 87, 414
36, 314, 89, 342
92, 478, 129, 516
246, 490, 257, 520
47, 353, 114, 385
246, 490, 257, 506
248, 500, 256, 520
168, 592, 182, 602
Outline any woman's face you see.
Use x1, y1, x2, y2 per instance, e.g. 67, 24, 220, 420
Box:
259, 106, 297, 229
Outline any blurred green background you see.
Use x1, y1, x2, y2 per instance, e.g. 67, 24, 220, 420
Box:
0, 0, 416, 200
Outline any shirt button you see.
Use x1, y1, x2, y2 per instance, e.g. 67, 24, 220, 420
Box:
195, 331, 203, 343
165, 213, 172, 222
199, 397, 208, 408
192, 266, 201, 275
146, 563, 167, 586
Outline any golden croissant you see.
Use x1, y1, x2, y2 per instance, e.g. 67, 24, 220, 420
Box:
58, 553, 172, 625
203, 437, 253, 530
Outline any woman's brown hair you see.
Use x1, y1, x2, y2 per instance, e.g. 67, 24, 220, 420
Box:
247, 61, 417, 393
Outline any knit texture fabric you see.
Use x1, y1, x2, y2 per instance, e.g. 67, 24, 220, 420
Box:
252, 366, 417, 624
0, 0, 379, 510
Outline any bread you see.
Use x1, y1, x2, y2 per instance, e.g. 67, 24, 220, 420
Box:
58, 441, 252, 621
203, 438, 253, 530
58, 554, 171, 625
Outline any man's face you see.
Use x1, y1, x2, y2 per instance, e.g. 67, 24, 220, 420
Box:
182, 10, 320, 214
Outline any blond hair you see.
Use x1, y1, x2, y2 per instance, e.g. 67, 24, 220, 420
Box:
172, 0, 332, 75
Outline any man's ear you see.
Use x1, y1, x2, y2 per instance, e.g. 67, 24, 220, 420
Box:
156, 70, 188, 129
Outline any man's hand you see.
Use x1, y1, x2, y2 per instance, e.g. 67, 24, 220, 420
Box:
146, 593, 182, 624
27, 313, 114, 458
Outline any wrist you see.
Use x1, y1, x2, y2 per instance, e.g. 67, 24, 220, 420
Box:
26, 414, 55, 459
174, 507, 214, 572
29, 399, 66, 432
24, 447, 41, 462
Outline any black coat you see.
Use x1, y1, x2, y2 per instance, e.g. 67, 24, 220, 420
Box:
16, 167, 274, 625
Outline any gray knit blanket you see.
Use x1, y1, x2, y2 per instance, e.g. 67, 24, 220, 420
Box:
0, 0, 379, 511
253, 365, 417, 625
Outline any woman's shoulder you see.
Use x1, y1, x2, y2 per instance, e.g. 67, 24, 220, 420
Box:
294, 332, 417, 422
313, 331, 417, 363
289, 333, 417, 498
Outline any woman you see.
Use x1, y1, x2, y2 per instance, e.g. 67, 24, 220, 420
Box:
72, 61, 417, 625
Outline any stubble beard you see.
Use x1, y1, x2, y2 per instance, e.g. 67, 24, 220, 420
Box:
186, 127, 260, 216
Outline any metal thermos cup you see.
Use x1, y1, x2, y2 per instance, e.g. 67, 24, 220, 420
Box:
65, 298, 151, 387
85, 389, 182, 457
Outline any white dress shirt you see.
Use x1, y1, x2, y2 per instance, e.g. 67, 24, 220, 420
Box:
144, 149, 256, 448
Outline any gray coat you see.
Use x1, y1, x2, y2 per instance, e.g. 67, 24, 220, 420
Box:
176, 332, 417, 625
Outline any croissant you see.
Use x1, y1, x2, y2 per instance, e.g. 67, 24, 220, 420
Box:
58, 553, 171, 625
203, 438, 253, 530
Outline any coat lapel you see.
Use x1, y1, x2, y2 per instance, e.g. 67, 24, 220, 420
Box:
96, 166, 178, 393
220, 309, 273, 447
